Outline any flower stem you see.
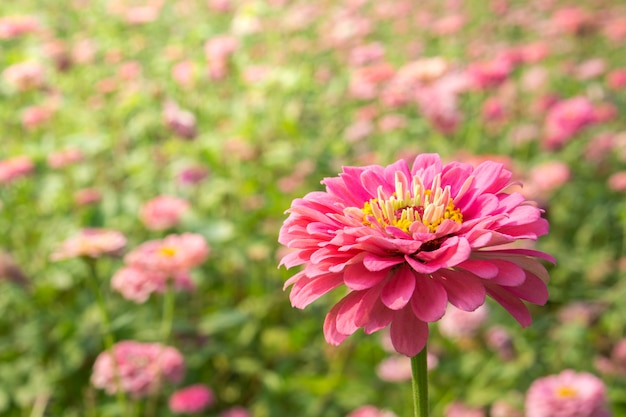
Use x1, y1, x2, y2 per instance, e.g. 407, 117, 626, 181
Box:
84, 257, 128, 414
411, 345, 429, 417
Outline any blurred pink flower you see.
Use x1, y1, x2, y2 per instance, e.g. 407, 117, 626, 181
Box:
606, 68, 626, 90
21, 105, 54, 129
467, 58, 512, 90
204, 35, 238, 80
349, 62, 396, 100
125, 233, 209, 275
525, 370, 611, 417
378, 114, 407, 133
491, 400, 523, 417
279, 154, 552, 356
111, 266, 167, 303
438, 304, 489, 340
2, 61, 46, 91
47, 148, 84, 169
124, 5, 161, 25
172, 60, 196, 88
169, 384, 214, 414
74, 188, 102, 206
482, 97, 507, 122
347, 405, 398, 417
177, 166, 209, 185
140, 195, 190, 230
595, 338, 626, 376
117, 60, 142, 81
207, 0, 232, 13
524, 161, 571, 201
349, 42, 386, 66
91, 340, 185, 398
376, 351, 437, 382
608, 171, 626, 192
431, 14, 465, 35
543, 97, 596, 149
163, 101, 198, 140
51, 228, 127, 261
551, 7, 594, 35
445, 402, 485, 417
575, 58, 606, 80
0, 156, 34, 184
603, 17, 626, 43
485, 325, 515, 361
0, 15, 39, 39
219, 407, 252, 417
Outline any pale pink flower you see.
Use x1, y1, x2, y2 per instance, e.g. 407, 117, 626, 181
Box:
603, 17, 626, 43
467, 58, 512, 90
2, 61, 45, 91
551, 7, 594, 35
482, 97, 507, 122
204, 35, 238, 80
347, 405, 398, 417
524, 370, 611, 417
72, 38, 98, 65
485, 325, 515, 361
125, 233, 209, 275
349, 62, 396, 100
376, 351, 437, 382
21, 105, 54, 129
51, 228, 127, 261
378, 114, 407, 133
595, 338, 626, 376
608, 171, 626, 192
219, 407, 252, 417
606, 68, 626, 90
91, 341, 185, 398
438, 304, 489, 340
140, 196, 190, 231
172, 60, 196, 88
0, 15, 39, 39
445, 402, 485, 417
575, 59, 606, 80
431, 14, 465, 35
0, 156, 34, 184
491, 400, 523, 417
74, 188, 102, 206
349, 42, 386, 66
117, 60, 142, 80
177, 166, 209, 185
543, 97, 596, 149
124, 5, 161, 25
47, 148, 84, 169
163, 101, 197, 140
111, 266, 167, 303
279, 154, 553, 356
525, 161, 571, 201
169, 384, 214, 414
207, 0, 232, 13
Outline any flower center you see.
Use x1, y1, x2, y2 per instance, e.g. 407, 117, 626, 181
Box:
159, 246, 177, 257
555, 386, 578, 398
360, 172, 462, 233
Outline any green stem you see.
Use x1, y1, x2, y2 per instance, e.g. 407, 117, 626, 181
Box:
411, 345, 429, 417
84, 257, 128, 414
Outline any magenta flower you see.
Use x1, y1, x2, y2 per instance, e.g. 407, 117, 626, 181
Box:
278, 154, 553, 356
169, 384, 214, 414
525, 370, 611, 417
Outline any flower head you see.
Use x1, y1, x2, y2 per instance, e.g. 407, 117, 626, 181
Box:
525, 370, 611, 417
51, 228, 126, 261
279, 154, 552, 356
91, 340, 185, 398
169, 384, 214, 414
140, 195, 190, 230
125, 233, 209, 274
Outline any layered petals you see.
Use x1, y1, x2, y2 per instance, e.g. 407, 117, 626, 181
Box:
279, 153, 552, 356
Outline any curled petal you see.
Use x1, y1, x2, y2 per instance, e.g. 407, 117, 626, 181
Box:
381, 266, 415, 310
411, 274, 448, 322
390, 307, 429, 357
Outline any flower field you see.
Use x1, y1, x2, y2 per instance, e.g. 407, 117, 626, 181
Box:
1, 0, 625, 416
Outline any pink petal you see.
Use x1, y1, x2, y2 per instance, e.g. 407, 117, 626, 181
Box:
390, 307, 429, 357
344, 262, 389, 290
410, 274, 448, 322
456, 259, 498, 279
504, 272, 549, 305
489, 259, 526, 286
381, 266, 416, 310
363, 253, 405, 271
362, 298, 394, 334
485, 283, 532, 327
335, 292, 364, 335
323, 302, 349, 345
433, 269, 486, 311
289, 273, 344, 309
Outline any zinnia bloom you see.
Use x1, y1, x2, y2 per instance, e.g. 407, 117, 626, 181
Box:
51, 228, 126, 261
91, 340, 185, 398
125, 233, 209, 274
140, 195, 190, 230
278, 154, 552, 356
525, 370, 611, 417
169, 384, 214, 414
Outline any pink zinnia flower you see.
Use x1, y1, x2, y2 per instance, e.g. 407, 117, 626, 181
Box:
279, 154, 552, 356
0, 156, 34, 184
91, 340, 185, 398
347, 405, 398, 417
2, 61, 45, 91
125, 233, 209, 275
51, 228, 126, 261
163, 101, 197, 140
169, 384, 214, 414
525, 370, 611, 417
111, 266, 167, 303
219, 406, 252, 417
0, 15, 39, 39
140, 195, 190, 230
543, 97, 596, 149
47, 148, 84, 169
438, 304, 489, 340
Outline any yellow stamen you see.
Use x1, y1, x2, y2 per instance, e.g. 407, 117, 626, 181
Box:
159, 246, 177, 257
556, 386, 578, 398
